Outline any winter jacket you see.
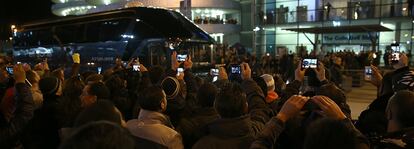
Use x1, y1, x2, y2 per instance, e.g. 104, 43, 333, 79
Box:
176, 107, 219, 148
127, 109, 184, 149
0, 83, 34, 148
192, 79, 272, 149
22, 94, 61, 149
250, 117, 370, 149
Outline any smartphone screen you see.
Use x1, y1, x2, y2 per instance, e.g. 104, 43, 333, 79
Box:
177, 68, 184, 76
133, 64, 140, 71
302, 59, 318, 69
97, 67, 102, 74
212, 76, 218, 82
177, 54, 187, 62
169, 43, 174, 50
364, 66, 372, 81
6, 67, 13, 75
211, 68, 219, 76
391, 44, 400, 63
231, 65, 241, 74
391, 52, 400, 62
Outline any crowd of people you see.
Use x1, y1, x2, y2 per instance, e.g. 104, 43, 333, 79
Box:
1, 49, 414, 149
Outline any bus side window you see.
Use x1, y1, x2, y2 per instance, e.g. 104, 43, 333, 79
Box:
85, 19, 131, 43
55, 24, 85, 43
86, 22, 101, 42
100, 19, 131, 41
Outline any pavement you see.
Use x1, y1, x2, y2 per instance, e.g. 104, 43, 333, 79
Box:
345, 82, 378, 120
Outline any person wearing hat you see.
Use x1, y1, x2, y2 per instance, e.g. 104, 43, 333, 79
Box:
22, 76, 62, 149
261, 74, 279, 103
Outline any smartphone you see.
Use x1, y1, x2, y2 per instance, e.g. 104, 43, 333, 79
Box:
212, 76, 218, 82
391, 44, 400, 63
97, 67, 102, 74
5, 67, 13, 75
364, 66, 372, 81
177, 68, 184, 76
210, 68, 219, 76
391, 52, 400, 63
169, 43, 174, 50
177, 54, 187, 62
230, 64, 241, 74
302, 59, 318, 69
133, 64, 140, 71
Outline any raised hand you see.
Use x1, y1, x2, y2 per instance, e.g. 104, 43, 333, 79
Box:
171, 51, 182, 71
295, 61, 306, 82
184, 55, 193, 70
13, 64, 26, 84
218, 66, 228, 80
276, 95, 310, 123
313, 61, 327, 81
241, 63, 251, 80
311, 95, 347, 120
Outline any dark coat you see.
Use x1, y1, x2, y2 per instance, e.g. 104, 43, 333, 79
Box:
193, 79, 272, 149
329, 64, 343, 87
22, 94, 61, 149
250, 117, 370, 149
192, 115, 260, 149
176, 107, 219, 148
0, 83, 34, 148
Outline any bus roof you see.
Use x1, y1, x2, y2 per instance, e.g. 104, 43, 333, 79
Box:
21, 7, 215, 43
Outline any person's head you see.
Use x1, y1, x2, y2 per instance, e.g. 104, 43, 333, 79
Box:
138, 86, 167, 112
253, 76, 267, 97
74, 100, 125, 127
85, 74, 104, 85
333, 57, 342, 65
317, 84, 347, 107
149, 65, 165, 84
214, 83, 248, 118
304, 118, 359, 149
261, 74, 275, 92
26, 70, 40, 86
39, 76, 61, 97
161, 77, 181, 100
105, 75, 127, 96
52, 68, 65, 82
80, 82, 110, 107
60, 121, 134, 149
386, 90, 414, 132
63, 76, 85, 99
197, 83, 217, 107
0, 68, 9, 84
273, 74, 286, 95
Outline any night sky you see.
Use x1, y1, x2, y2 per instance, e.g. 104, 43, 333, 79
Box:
0, 0, 54, 39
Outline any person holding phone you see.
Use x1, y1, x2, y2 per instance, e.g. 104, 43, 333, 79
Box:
0, 64, 35, 148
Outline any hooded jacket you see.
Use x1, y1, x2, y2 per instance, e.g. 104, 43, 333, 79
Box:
127, 109, 184, 149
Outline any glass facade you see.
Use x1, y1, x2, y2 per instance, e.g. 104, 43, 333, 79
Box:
254, 0, 414, 60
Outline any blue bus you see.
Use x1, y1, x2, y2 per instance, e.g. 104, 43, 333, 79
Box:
12, 7, 215, 73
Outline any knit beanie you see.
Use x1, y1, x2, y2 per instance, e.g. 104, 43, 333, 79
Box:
261, 74, 275, 91
39, 76, 60, 96
161, 77, 180, 100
